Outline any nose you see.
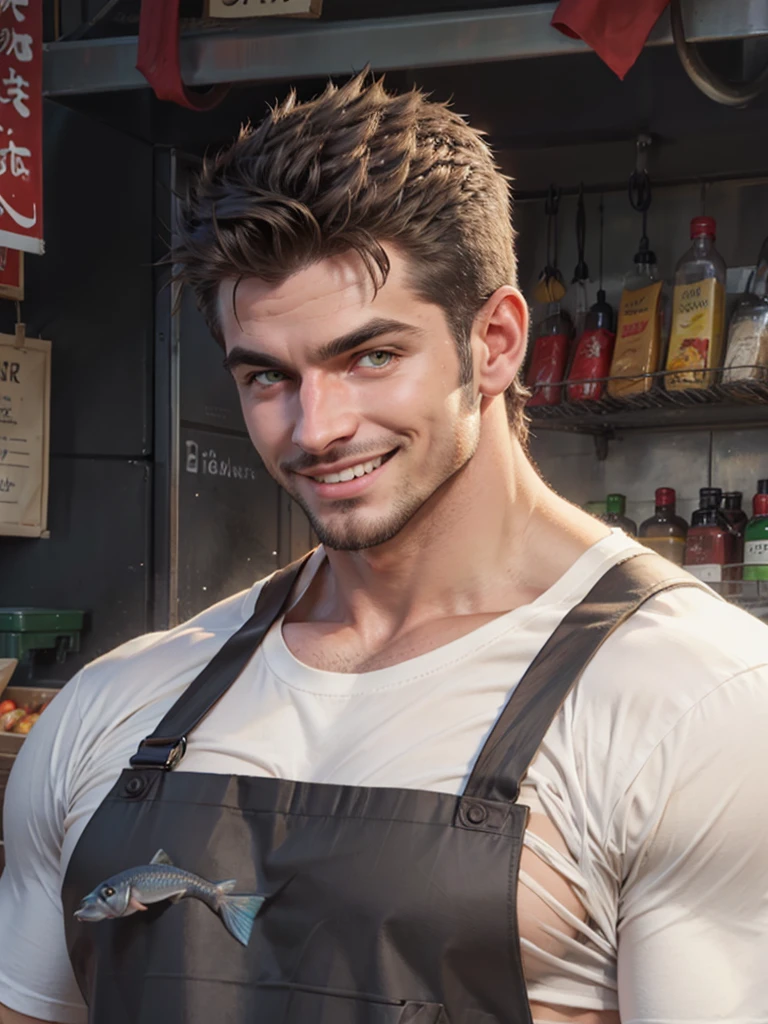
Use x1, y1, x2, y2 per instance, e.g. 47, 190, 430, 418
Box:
291, 372, 358, 454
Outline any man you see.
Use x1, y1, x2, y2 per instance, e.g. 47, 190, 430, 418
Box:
0, 73, 766, 1024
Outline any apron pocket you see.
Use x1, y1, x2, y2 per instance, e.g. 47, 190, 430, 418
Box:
258, 982, 449, 1023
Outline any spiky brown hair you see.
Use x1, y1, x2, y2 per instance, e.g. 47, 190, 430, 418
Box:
173, 72, 528, 437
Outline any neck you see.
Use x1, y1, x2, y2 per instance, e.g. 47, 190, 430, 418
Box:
305, 406, 610, 630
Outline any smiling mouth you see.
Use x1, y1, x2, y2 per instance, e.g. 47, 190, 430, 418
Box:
308, 449, 397, 485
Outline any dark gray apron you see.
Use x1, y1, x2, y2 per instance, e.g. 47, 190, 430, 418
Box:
61, 552, 700, 1023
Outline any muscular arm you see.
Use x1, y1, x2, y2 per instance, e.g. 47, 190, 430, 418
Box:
0, 679, 89, 1024
617, 667, 768, 1021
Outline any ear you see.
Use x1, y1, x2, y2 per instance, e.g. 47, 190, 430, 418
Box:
473, 286, 529, 399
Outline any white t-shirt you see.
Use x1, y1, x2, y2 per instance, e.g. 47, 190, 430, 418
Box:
1, 532, 767, 1024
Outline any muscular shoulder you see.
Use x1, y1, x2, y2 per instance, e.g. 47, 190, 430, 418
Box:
568, 585, 766, 766
73, 579, 265, 707
532, 585, 768, 848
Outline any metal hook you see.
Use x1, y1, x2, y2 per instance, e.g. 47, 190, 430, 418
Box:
573, 183, 589, 283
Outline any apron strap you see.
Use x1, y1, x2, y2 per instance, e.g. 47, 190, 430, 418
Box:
130, 552, 314, 770
463, 552, 710, 804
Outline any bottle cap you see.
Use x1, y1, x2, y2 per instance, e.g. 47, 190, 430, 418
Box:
606, 493, 626, 514
723, 491, 743, 509
699, 487, 722, 508
691, 215, 716, 239
758, 479, 768, 494
655, 487, 675, 506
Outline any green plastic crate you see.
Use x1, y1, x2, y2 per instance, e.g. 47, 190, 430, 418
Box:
0, 608, 85, 663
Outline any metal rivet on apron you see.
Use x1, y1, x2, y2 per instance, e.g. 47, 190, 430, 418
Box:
123, 776, 147, 798
465, 803, 488, 825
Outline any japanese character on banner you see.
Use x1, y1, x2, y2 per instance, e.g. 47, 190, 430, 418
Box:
0, 1, 29, 24
0, 0, 42, 253
0, 67, 29, 117
0, 127, 30, 178
0, 27, 32, 62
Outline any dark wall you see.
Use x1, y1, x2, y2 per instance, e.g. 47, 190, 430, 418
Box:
0, 100, 154, 679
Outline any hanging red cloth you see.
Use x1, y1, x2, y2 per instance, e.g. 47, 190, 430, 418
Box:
137, 0, 229, 111
551, 0, 671, 80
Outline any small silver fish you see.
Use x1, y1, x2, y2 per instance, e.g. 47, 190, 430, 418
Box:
74, 850, 265, 946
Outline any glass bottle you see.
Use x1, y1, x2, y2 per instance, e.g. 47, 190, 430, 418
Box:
526, 305, 574, 407
608, 250, 665, 398
666, 216, 727, 390
685, 508, 737, 584
723, 237, 768, 383
566, 291, 615, 402
722, 492, 748, 564
639, 487, 688, 565
744, 480, 768, 581
600, 493, 637, 536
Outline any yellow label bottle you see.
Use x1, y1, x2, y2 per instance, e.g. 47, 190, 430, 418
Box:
608, 258, 663, 398
665, 216, 727, 391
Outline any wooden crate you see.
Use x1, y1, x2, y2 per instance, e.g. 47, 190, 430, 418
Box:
0, 687, 60, 873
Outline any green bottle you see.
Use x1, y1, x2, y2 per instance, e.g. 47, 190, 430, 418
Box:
600, 493, 637, 536
743, 480, 768, 581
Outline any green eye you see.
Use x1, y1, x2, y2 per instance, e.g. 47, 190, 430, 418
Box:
101, 886, 116, 898
359, 351, 393, 368
253, 370, 287, 386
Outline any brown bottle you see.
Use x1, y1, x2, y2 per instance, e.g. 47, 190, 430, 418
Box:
722, 492, 748, 564
639, 488, 688, 565
685, 488, 739, 585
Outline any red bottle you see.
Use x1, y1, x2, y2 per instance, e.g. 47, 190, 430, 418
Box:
685, 488, 739, 584
526, 309, 573, 407
566, 290, 615, 402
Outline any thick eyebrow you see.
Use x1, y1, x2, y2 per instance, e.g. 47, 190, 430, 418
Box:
222, 317, 423, 376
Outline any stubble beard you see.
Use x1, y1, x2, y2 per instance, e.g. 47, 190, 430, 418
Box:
286, 419, 481, 552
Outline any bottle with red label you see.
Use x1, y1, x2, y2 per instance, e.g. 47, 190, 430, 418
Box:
684, 487, 739, 584
526, 307, 573, 407
566, 289, 615, 402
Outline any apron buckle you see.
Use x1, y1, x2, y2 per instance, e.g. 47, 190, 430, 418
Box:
129, 736, 187, 770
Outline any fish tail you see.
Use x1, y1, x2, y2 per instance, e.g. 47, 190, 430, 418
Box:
217, 891, 265, 946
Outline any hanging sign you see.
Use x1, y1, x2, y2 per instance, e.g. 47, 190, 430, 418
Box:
207, 0, 322, 18
0, 329, 51, 538
0, 0, 43, 255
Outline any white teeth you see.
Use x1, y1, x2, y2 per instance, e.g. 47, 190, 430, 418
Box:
314, 455, 385, 485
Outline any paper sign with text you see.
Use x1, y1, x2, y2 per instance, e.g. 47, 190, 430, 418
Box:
0, 0, 43, 255
0, 332, 50, 537
208, 0, 322, 18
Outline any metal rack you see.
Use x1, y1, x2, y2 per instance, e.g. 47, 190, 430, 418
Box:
528, 367, 768, 452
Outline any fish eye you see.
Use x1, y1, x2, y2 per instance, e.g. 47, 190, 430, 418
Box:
101, 885, 116, 898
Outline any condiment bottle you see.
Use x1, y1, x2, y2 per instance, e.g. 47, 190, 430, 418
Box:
723, 236, 768, 383
608, 248, 664, 397
566, 291, 615, 402
526, 306, 573, 407
685, 487, 738, 584
638, 487, 688, 565
722, 491, 748, 564
584, 500, 607, 519
600, 493, 637, 536
744, 480, 768, 581
666, 216, 727, 390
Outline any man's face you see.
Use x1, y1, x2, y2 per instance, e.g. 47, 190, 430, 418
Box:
219, 248, 482, 551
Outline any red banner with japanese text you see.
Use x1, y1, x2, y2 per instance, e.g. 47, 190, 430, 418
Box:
0, 0, 42, 254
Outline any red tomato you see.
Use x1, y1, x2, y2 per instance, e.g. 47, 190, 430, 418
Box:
0, 698, 17, 716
